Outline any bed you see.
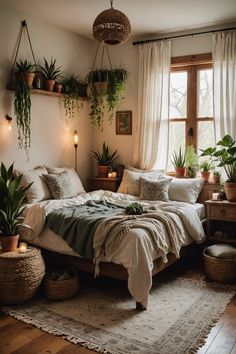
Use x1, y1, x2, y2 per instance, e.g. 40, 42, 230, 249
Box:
18, 166, 219, 309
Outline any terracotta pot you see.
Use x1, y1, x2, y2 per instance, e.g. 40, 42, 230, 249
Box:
0, 235, 19, 252
45, 79, 55, 91
24, 72, 35, 87
175, 167, 186, 178
94, 81, 108, 96
97, 165, 109, 178
54, 83, 63, 93
224, 182, 236, 202
201, 171, 210, 182
213, 175, 220, 183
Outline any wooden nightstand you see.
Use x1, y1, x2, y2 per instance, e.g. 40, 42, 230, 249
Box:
87, 177, 122, 192
205, 200, 236, 245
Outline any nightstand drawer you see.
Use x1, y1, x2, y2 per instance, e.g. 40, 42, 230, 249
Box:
209, 205, 236, 221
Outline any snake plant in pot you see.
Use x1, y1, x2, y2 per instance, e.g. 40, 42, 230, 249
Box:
39, 57, 62, 91
171, 147, 186, 177
91, 142, 119, 177
15, 59, 36, 87
0, 163, 32, 251
200, 135, 236, 201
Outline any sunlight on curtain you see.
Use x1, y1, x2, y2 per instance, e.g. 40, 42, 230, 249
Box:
134, 41, 171, 169
213, 31, 236, 140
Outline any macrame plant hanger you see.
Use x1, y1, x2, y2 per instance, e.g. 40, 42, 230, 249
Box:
91, 43, 113, 72
8, 20, 38, 88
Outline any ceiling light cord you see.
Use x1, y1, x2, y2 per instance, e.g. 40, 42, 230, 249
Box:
110, 0, 114, 9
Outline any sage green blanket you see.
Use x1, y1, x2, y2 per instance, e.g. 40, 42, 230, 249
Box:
45, 200, 125, 259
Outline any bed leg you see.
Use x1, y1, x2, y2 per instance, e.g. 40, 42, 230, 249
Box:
136, 302, 147, 311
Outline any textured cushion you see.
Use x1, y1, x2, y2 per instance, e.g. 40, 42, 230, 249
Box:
207, 244, 236, 259
46, 166, 84, 195
43, 171, 76, 199
140, 177, 172, 201
14, 166, 51, 204
118, 169, 163, 196
168, 178, 205, 204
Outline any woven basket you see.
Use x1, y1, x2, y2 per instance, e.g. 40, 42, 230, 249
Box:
43, 269, 79, 301
0, 247, 45, 304
203, 248, 236, 282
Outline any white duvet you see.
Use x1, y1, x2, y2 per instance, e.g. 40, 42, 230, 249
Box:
21, 190, 206, 308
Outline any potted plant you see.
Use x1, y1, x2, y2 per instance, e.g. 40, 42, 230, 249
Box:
213, 170, 221, 183
91, 142, 119, 177
39, 58, 62, 91
15, 59, 35, 87
171, 147, 186, 177
185, 145, 199, 178
63, 74, 83, 120
200, 160, 213, 182
0, 163, 32, 252
200, 135, 236, 201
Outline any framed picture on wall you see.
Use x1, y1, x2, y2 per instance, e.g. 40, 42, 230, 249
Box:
116, 111, 132, 135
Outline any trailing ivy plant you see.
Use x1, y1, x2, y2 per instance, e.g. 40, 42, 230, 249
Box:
14, 78, 31, 158
107, 68, 127, 124
63, 74, 83, 120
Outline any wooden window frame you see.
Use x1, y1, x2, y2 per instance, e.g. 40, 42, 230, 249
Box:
169, 53, 213, 151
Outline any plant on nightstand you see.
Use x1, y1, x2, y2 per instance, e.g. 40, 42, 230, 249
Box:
0, 163, 32, 252
91, 142, 119, 177
171, 147, 186, 177
200, 134, 236, 201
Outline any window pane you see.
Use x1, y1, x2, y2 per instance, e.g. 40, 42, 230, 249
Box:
170, 72, 187, 118
197, 121, 215, 157
168, 121, 186, 170
198, 69, 213, 117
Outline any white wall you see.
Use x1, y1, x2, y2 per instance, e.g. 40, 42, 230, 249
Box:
0, 3, 94, 185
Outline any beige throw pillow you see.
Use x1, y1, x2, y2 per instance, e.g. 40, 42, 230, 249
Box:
46, 166, 84, 195
140, 177, 172, 201
14, 166, 51, 204
43, 171, 76, 199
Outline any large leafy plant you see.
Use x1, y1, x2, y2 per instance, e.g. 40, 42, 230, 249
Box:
0, 163, 32, 236
200, 135, 236, 182
91, 142, 119, 166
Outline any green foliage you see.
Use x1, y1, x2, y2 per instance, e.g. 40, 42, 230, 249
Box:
14, 79, 31, 157
63, 75, 83, 120
200, 135, 236, 182
200, 160, 214, 172
125, 202, 144, 215
171, 147, 185, 168
0, 163, 32, 236
91, 142, 119, 166
15, 59, 35, 73
86, 68, 128, 131
39, 58, 62, 80
185, 145, 198, 177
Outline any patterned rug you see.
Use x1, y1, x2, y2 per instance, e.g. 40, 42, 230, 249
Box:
2, 277, 235, 354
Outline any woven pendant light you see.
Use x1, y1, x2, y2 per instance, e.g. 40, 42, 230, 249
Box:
93, 0, 131, 45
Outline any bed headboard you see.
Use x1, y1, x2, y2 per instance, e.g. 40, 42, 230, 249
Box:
197, 182, 220, 204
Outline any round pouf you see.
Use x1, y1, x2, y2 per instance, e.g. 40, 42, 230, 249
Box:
0, 247, 45, 304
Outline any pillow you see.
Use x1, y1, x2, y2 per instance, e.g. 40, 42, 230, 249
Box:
126, 165, 164, 174
14, 166, 51, 203
168, 178, 205, 204
43, 171, 76, 199
207, 244, 236, 259
118, 169, 163, 196
140, 177, 172, 201
46, 166, 84, 195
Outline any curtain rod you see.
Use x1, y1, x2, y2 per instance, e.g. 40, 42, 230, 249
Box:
132, 26, 236, 46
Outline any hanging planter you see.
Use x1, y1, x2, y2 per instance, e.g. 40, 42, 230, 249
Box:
63, 74, 83, 120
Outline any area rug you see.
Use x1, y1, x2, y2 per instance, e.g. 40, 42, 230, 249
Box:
1, 277, 235, 354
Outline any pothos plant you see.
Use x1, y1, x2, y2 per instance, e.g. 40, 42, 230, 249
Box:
63, 74, 83, 120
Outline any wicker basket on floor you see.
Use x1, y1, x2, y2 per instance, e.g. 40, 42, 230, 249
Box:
203, 248, 236, 282
43, 269, 79, 301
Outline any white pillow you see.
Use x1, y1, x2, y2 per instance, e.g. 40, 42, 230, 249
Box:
207, 244, 236, 259
118, 169, 163, 196
46, 166, 84, 195
126, 165, 164, 174
168, 178, 205, 204
14, 166, 51, 204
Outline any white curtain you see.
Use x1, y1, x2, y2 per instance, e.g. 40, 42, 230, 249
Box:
134, 41, 171, 170
212, 31, 236, 141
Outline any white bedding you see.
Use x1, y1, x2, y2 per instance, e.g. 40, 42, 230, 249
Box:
20, 190, 206, 308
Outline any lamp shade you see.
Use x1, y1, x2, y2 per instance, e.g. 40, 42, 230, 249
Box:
73, 130, 79, 146
93, 7, 131, 45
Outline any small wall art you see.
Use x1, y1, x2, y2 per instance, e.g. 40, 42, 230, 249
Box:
116, 110, 132, 135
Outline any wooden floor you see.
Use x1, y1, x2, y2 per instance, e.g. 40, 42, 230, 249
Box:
0, 256, 235, 354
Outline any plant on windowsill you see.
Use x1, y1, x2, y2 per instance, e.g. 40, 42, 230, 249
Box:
91, 142, 119, 177
212, 170, 221, 184
63, 74, 83, 120
185, 145, 199, 178
200, 134, 236, 201
171, 147, 186, 177
0, 162, 32, 252
200, 160, 214, 182
39, 57, 62, 92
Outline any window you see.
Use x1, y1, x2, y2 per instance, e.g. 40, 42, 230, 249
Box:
168, 54, 215, 170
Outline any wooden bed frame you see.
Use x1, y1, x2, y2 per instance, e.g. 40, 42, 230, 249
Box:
41, 182, 219, 309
